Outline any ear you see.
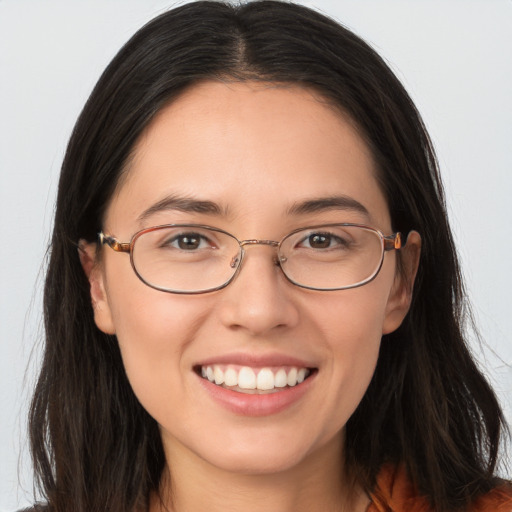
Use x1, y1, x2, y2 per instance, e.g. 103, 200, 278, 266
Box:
78, 239, 116, 335
382, 231, 421, 334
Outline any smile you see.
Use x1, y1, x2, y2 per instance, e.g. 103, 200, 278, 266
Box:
198, 365, 313, 394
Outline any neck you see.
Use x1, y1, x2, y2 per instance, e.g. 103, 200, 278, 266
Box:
149, 435, 370, 512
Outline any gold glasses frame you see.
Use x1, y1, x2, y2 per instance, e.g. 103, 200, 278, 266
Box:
99, 223, 402, 294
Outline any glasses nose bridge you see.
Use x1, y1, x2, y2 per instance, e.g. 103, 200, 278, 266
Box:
233, 239, 282, 271
239, 239, 279, 248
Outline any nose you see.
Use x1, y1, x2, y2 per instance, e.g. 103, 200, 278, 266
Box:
217, 244, 300, 336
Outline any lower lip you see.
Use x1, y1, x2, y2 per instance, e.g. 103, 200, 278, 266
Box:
197, 371, 316, 417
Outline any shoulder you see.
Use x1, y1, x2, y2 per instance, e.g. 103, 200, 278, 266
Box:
367, 465, 512, 512
368, 464, 430, 512
472, 484, 512, 511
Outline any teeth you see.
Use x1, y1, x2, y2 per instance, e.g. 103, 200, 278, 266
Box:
274, 369, 287, 388
287, 367, 298, 387
256, 368, 274, 390
200, 364, 311, 391
214, 366, 224, 385
238, 367, 256, 389
224, 367, 238, 387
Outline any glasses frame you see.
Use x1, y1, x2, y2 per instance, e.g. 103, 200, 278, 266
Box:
98, 223, 402, 294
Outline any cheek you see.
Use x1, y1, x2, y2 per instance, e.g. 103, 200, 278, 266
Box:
312, 273, 391, 352
307, 279, 391, 430
104, 275, 211, 413
334, 277, 392, 371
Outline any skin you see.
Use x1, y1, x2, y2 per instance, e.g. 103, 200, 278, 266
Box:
81, 81, 421, 512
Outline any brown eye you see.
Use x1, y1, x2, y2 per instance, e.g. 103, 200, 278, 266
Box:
295, 231, 350, 251
308, 234, 331, 249
162, 232, 210, 251
177, 234, 201, 250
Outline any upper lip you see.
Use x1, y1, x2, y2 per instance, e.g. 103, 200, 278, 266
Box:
195, 352, 316, 369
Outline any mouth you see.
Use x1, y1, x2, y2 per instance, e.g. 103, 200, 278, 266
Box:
194, 364, 316, 394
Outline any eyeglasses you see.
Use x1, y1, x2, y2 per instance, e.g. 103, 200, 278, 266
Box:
99, 223, 402, 294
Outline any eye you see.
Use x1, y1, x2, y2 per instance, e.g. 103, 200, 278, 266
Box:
306, 233, 332, 249
299, 232, 348, 250
165, 232, 213, 251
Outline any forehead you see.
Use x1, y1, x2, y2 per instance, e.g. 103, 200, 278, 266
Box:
106, 81, 390, 234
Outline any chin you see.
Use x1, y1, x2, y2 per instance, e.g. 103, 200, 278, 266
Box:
206, 448, 310, 476
187, 426, 341, 477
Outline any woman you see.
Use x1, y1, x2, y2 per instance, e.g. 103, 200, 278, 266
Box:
27, 1, 511, 511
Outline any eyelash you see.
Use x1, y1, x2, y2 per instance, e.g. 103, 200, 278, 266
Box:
161, 232, 214, 250
296, 232, 351, 250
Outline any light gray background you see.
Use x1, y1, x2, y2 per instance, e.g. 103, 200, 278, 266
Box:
1, 0, 511, 509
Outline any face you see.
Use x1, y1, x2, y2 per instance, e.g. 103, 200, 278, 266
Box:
84, 81, 418, 476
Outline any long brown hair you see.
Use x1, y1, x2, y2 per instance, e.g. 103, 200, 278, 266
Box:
30, 2, 509, 511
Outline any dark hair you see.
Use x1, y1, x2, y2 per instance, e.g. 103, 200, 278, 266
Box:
30, 1, 509, 511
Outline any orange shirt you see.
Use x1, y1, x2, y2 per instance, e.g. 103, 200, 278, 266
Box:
368, 465, 512, 511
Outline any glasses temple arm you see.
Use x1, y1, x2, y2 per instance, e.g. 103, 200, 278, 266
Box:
383, 232, 402, 251
98, 232, 131, 253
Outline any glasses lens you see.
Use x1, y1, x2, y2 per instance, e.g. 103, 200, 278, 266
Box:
279, 225, 384, 290
132, 226, 241, 293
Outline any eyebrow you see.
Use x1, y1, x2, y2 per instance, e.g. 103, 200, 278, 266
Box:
287, 195, 370, 218
137, 194, 228, 222
137, 193, 370, 223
